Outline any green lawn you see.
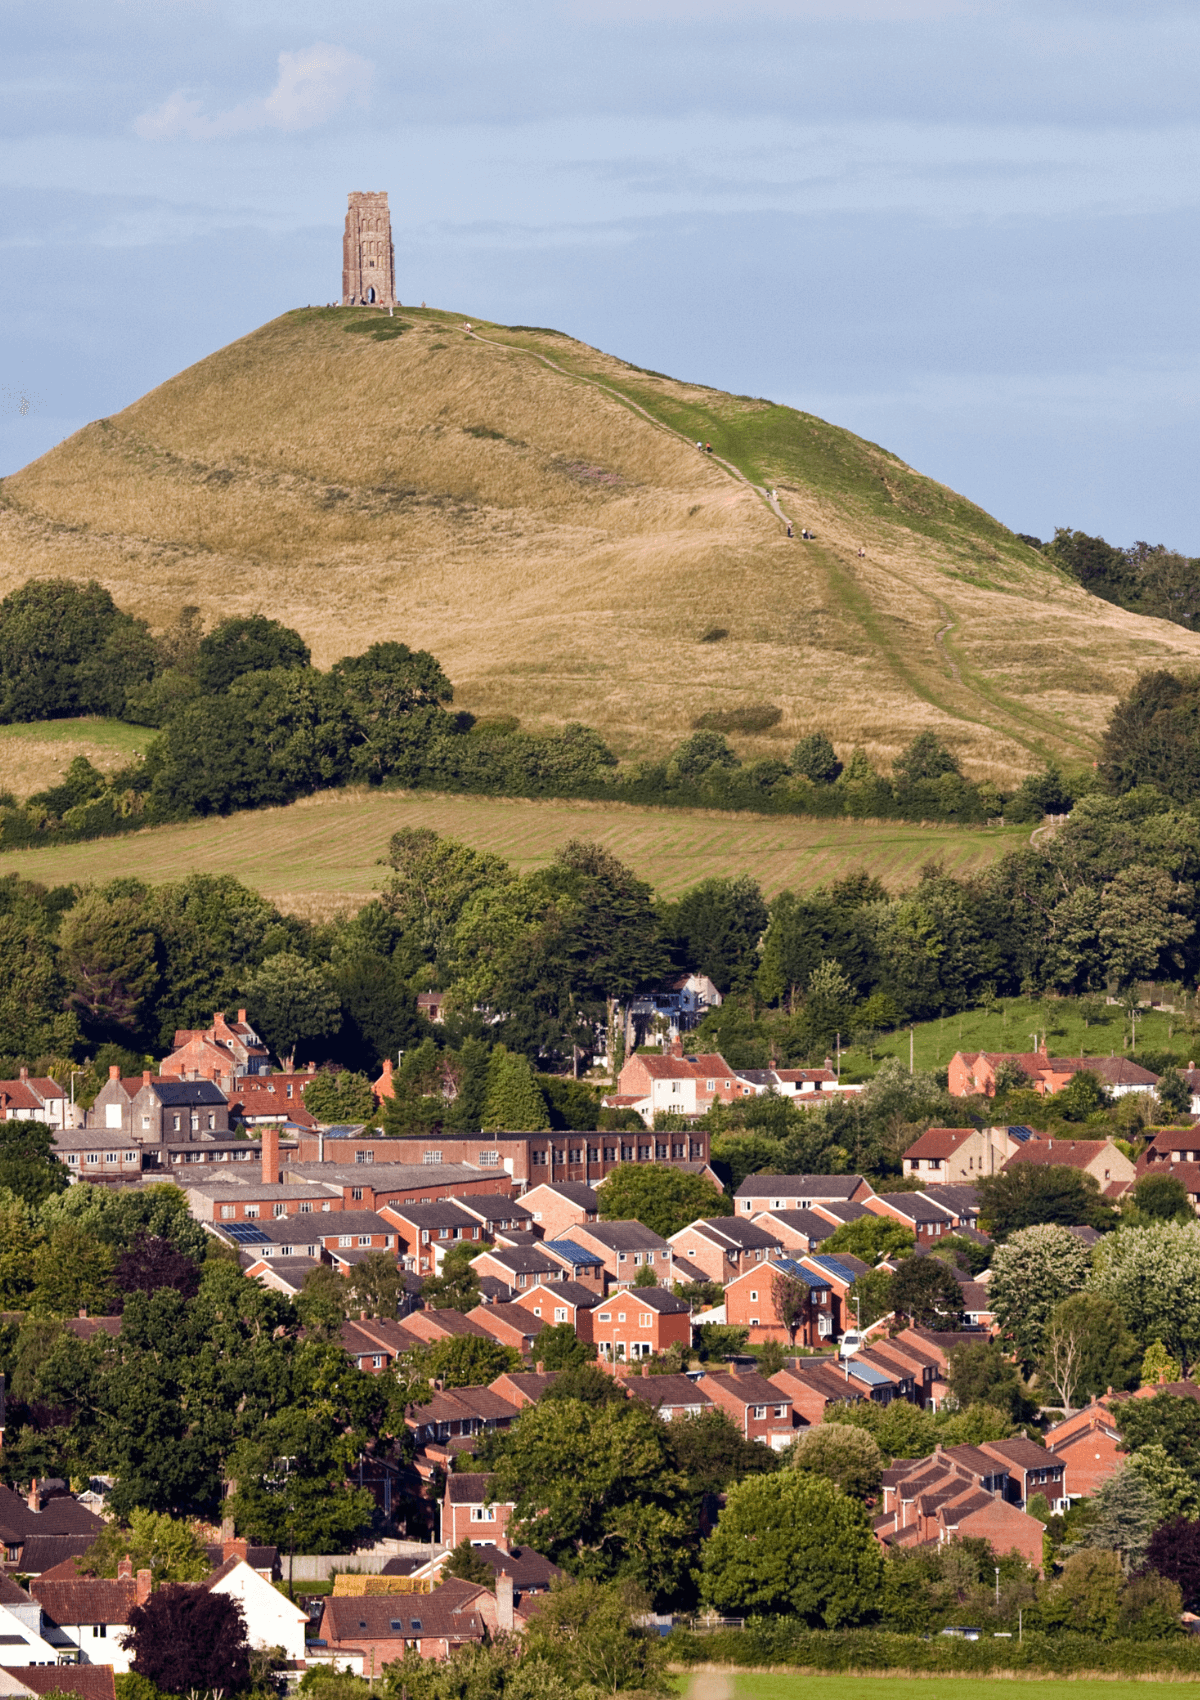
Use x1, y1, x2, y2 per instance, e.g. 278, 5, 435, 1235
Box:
727, 1674, 1199, 1700
840, 996, 1190, 1083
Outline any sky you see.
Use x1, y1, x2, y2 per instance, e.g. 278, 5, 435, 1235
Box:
2, 0, 1198, 550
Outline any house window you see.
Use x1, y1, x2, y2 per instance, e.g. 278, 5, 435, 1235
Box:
373, 1355, 384, 1369
555, 1307, 568, 1322
750, 1291, 758, 1302
104, 1151, 118, 1164
774, 1405, 787, 1418
424, 1151, 443, 1164
470, 1507, 495, 1521
355, 1151, 372, 1164
141, 1115, 152, 1130
300, 1201, 312, 1213
351, 1187, 363, 1201
639, 1313, 652, 1327
478, 1151, 499, 1165
599, 1312, 611, 1322
245, 1206, 258, 1218
173, 1115, 181, 1131
274, 1203, 286, 1218
687, 1248, 695, 1257
208, 1114, 216, 1130
752, 1405, 767, 1419
339, 1235, 352, 1247
92, 1624, 107, 1638
358, 1235, 371, 1246
66, 1152, 79, 1165
617, 1311, 627, 1322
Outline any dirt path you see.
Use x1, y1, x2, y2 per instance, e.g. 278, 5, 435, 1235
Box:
687, 1674, 734, 1700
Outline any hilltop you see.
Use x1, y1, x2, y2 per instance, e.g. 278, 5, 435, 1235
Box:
3, 305, 1198, 783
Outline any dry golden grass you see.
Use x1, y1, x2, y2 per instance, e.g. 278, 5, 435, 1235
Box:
0, 718, 152, 800
3, 305, 1198, 782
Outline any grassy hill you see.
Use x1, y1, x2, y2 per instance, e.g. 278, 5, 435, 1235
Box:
3, 305, 1199, 784
0, 786, 1026, 920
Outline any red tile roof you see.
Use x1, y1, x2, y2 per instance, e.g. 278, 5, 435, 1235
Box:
903, 1127, 979, 1160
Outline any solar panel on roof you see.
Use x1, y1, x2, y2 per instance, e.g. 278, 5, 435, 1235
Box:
812, 1254, 860, 1285
222, 1223, 271, 1244
847, 1360, 890, 1386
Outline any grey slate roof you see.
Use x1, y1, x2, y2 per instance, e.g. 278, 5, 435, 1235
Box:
734, 1174, 866, 1199
149, 1080, 228, 1106
575, 1221, 670, 1252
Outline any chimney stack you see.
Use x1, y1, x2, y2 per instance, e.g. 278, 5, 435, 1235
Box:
641, 1363, 650, 1377
143, 1071, 151, 1086
109, 1065, 120, 1080
19, 1067, 27, 1081
27, 1478, 41, 1512
223, 1537, 249, 1565
495, 1570, 514, 1632
136, 1569, 152, 1605
117, 1556, 133, 1581
262, 1124, 281, 1188
238, 1009, 247, 1024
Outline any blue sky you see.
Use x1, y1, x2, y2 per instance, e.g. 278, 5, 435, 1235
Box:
3, 0, 1197, 549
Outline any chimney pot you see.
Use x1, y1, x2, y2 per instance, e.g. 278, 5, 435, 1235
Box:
78, 1309, 87, 1319
136, 1568, 152, 1605
641, 1363, 649, 1377
117, 1556, 133, 1581
19, 1066, 27, 1081
496, 1569, 514, 1633
27, 1478, 41, 1512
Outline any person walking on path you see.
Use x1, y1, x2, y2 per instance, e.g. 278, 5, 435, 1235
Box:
787, 521, 793, 538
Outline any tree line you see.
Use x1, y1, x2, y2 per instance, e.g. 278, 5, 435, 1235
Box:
6, 577, 1196, 856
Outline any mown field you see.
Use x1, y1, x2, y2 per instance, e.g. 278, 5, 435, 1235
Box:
0, 717, 153, 800
0, 787, 1026, 915
724, 1675, 1200, 1700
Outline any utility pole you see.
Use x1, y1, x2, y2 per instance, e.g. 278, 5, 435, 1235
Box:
994, 1565, 1000, 1607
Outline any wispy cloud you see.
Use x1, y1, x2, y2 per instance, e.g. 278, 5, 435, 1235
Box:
135, 44, 371, 141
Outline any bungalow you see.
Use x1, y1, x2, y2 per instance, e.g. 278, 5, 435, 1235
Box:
698, 1369, 796, 1449
54, 1130, 144, 1187
588, 1287, 691, 1363
724, 1257, 834, 1347
735, 1174, 872, 1216
668, 1218, 781, 1286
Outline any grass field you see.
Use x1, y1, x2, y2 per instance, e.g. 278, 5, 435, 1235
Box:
0, 717, 153, 800
3, 306, 1200, 782
722, 1674, 1200, 1699
840, 995, 1191, 1080
0, 787, 1026, 915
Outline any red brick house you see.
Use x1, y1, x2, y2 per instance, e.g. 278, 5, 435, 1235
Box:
698, 1368, 796, 1449
520, 1181, 600, 1242
623, 1369, 714, 1419
487, 1370, 560, 1407
734, 1174, 872, 1215
403, 1310, 496, 1347
316, 1575, 524, 1667
442, 1473, 515, 1548
950, 1046, 1159, 1102
161, 1010, 272, 1089
874, 1447, 1045, 1569
466, 1304, 543, 1355
797, 1251, 870, 1335
723, 1257, 834, 1346
1045, 1401, 1124, 1498
980, 1437, 1067, 1511
864, 1191, 958, 1244
566, 1221, 675, 1290
770, 1360, 866, 1426
749, 1209, 840, 1254
511, 1280, 600, 1336
340, 1318, 424, 1373
470, 1245, 570, 1293
588, 1287, 691, 1362
380, 1201, 490, 1275
668, 1217, 780, 1285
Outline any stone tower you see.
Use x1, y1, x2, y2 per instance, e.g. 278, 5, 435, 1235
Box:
342, 191, 397, 307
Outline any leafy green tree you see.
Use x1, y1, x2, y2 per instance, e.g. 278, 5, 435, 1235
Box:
1039, 1548, 1123, 1635
796, 957, 857, 1055
847, 1268, 894, 1328
194, 614, 311, 694
891, 1256, 963, 1330
947, 1341, 1036, 1422
0, 915, 80, 1065
482, 1045, 550, 1131
700, 1471, 883, 1624
523, 1577, 669, 1696
662, 1407, 779, 1499
788, 1423, 883, 1500
80, 1508, 209, 1582
294, 1264, 348, 1338
303, 1070, 376, 1124
420, 1241, 481, 1312
408, 1334, 521, 1389
669, 730, 739, 783
1156, 1065, 1192, 1118
540, 1364, 630, 1407
1133, 1171, 1193, 1223
1114, 1390, 1200, 1484
1127, 1444, 1200, 1521
0, 578, 157, 722
1091, 1222, 1200, 1372
532, 1322, 594, 1371
443, 1537, 496, 1589
791, 733, 842, 785
0, 1192, 44, 1306
332, 643, 454, 785
977, 1163, 1114, 1239
660, 876, 769, 994
597, 1163, 729, 1239
0, 1119, 71, 1209
539, 1073, 601, 1131
242, 951, 342, 1068
1141, 1339, 1182, 1386
632, 1264, 659, 1289
1076, 1467, 1164, 1574
831, 1397, 1015, 1462
56, 885, 160, 1038
380, 828, 512, 965
1039, 1290, 1141, 1410
30, 1223, 115, 1316
484, 1395, 693, 1601
347, 1249, 404, 1319
988, 1223, 1091, 1370
821, 1215, 915, 1262
707, 1131, 787, 1193
894, 733, 960, 785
